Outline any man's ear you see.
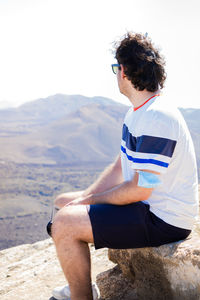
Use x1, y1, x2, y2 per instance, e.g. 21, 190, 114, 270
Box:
120, 65, 126, 79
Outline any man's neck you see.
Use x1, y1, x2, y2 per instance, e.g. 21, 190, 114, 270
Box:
128, 89, 160, 109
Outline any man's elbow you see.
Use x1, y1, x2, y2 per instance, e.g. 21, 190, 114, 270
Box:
137, 186, 153, 201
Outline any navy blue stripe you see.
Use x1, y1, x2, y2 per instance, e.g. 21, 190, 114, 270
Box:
122, 124, 177, 158
121, 145, 169, 168
122, 124, 137, 151
136, 135, 176, 158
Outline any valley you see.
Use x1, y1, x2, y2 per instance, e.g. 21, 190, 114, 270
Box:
0, 162, 107, 250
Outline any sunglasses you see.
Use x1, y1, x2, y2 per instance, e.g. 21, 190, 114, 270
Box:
111, 64, 121, 74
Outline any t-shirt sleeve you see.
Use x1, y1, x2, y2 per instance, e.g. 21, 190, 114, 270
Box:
121, 110, 178, 174
131, 134, 177, 173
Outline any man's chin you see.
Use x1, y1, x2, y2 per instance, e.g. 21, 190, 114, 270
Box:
120, 90, 127, 97
119, 88, 124, 95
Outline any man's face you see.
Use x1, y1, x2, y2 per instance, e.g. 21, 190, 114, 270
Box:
117, 67, 122, 92
117, 65, 126, 96
111, 63, 128, 96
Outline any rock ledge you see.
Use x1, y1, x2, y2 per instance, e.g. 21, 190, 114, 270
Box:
97, 228, 200, 300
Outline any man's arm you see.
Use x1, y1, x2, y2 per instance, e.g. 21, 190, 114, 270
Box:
68, 170, 158, 206
90, 171, 152, 205
83, 154, 123, 196
54, 154, 123, 208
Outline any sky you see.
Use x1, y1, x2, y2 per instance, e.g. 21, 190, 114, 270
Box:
0, 0, 200, 109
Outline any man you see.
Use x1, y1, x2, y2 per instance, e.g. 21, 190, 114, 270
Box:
49, 32, 199, 300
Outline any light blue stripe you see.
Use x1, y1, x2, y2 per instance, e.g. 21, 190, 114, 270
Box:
121, 145, 169, 168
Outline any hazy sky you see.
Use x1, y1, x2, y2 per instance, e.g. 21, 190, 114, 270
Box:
0, 0, 200, 108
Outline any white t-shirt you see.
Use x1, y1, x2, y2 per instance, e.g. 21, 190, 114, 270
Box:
121, 95, 199, 230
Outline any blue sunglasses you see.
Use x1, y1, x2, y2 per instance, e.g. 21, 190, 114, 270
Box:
111, 64, 121, 74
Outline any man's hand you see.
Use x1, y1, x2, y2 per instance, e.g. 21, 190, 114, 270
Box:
65, 194, 93, 207
54, 190, 85, 209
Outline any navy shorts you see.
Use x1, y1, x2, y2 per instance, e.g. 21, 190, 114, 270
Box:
88, 202, 191, 250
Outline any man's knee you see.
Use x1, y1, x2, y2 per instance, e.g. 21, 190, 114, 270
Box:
54, 193, 66, 209
51, 205, 94, 244
51, 206, 77, 242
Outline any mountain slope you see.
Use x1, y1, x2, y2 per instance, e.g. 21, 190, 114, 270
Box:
179, 108, 200, 169
0, 100, 128, 164
0, 94, 199, 176
0, 94, 120, 130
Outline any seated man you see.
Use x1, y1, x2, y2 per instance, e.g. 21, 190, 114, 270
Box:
48, 32, 199, 300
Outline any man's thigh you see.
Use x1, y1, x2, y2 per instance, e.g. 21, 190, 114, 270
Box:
52, 204, 94, 244
88, 202, 150, 250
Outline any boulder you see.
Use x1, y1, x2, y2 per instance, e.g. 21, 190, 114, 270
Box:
97, 222, 200, 300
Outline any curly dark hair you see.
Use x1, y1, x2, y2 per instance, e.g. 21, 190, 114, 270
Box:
114, 32, 166, 92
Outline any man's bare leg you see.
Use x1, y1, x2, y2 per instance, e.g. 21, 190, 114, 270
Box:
51, 204, 94, 300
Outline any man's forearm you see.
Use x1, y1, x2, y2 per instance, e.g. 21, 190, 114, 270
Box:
89, 172, 152, 205
83, 154, 123, 196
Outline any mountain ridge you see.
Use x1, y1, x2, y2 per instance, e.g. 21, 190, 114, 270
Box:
0, 95, 128, 164
0, 94, 199, 172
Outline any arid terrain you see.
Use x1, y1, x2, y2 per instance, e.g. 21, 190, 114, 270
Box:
0, 162, 107, 250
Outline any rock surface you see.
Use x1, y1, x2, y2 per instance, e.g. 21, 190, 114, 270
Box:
0, 239, 115, 300
1, 222, 200, 300
96, 222, 200, 300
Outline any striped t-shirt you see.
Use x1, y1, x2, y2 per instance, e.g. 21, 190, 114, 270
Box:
121, 95, 199, 230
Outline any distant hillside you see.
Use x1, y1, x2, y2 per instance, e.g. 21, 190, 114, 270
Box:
0, 94, 199, 174
0, 94, 127, 164
179, 108, 200, 173
0, 94, 120, 130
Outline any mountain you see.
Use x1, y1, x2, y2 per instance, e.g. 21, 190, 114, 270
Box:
0, 94, 199, 174
179, 108, 200, 170
0, 94, 120, 129
0, 94, 128, 164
